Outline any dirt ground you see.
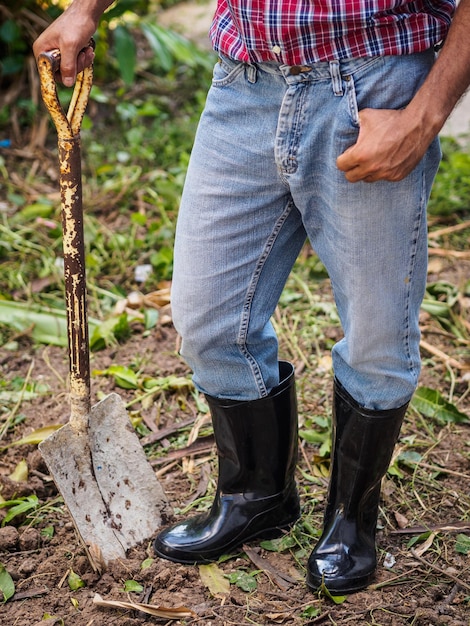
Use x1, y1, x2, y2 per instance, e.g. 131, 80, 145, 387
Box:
0, 257, 469, 626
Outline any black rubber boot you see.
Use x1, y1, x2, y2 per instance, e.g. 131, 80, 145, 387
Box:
307, 380, 408, 594
154, 361, 300, 564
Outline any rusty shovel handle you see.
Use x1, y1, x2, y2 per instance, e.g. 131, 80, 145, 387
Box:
38, 48, 94, 429
37, 43, 94, 140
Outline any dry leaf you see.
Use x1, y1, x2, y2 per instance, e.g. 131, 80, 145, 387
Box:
92, 593, 195, 619
413, 532, 437, 557
394, 511, 409, 529
9, 459, 28, 482
9, 425, 62, 447
265, 612, 293, 623
198, 563, 230, 597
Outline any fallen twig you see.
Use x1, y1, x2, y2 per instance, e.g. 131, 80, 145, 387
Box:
427, 247, 470, 259
390, 521, 470, 535
149, 436, 215, 466
11, 587, 49, 601
92, 593, 196, 619
428, 221, 470, 239
419, 339, 468, 371
141, 415, 196, 446
243, 544, 298, 591
410, 549, 470, 592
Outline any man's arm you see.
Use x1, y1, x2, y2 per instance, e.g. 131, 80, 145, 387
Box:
337, 0, 470, 183
32, 0, 114, 86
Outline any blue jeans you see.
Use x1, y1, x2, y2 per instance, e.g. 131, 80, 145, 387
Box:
171, 50, 441, 410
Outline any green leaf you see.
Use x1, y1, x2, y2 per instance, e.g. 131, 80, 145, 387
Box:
89, 313, 130, 351
141, 558, 154, 570
123, 579, 144, 593
113, 25, 136, 85
301, 606, 321, 618
198, 563, 230, 597
0, 495, 39, 526
455, 534, 470, 555
228, 570, 258, 592
0, 301, 99, 348
407, 531, 431, 548
0, 563, 15, 602
68, 570, 85, 591
411, 387, 468, 425
260, 534, 297, 552
320, 582, 347, 604
95, 365, 139, 389
41, 526, 55, 540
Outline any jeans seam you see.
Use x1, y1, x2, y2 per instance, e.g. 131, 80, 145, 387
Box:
237, 200, 295, 396
403, 170, 427, 386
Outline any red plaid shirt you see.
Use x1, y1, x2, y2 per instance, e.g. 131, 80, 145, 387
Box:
210, 0, 455, 65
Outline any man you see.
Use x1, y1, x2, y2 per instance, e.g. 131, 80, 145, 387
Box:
34, 0, 470, 594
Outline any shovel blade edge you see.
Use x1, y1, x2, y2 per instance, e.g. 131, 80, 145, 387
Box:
39, 425, 127, 565
88, 393, 173, 552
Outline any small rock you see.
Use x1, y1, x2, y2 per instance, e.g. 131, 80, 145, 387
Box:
18, 557, 38, 577
19, 527, 41, 551
0, 526, 20, 551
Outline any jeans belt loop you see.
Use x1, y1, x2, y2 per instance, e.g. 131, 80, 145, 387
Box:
246, 63, 257, 84
329, 60, 343, 96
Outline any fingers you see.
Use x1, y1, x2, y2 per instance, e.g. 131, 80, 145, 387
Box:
32, 8, 96, 87
60, 45, 95, 86
336, 108, 418, 183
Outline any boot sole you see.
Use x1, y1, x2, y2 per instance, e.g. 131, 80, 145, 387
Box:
154, 515, 300, 565
306, 570, 375, 595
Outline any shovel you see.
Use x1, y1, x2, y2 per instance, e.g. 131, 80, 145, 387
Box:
37, 48, 172, 570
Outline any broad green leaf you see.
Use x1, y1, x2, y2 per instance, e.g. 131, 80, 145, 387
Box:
198, 563, 230, 597
455, 534, 470, 555
95, 365, 139, 389
411, 387, 468, 425
420, 299, 451, 318
228, 570, 257, 592
299, 429, 329, 444
301, 606, 321, 619
0, 19, 21, 43
17, 202, 54, 220
0, 563, 15, 602
260, 534, 297, 552
0, 390, 46, 403
68, 570, 85, 591
0, 495, 39, 526
407, 531, 431, 549
0, 301, 99, 348
113, 25, 136, 85
396, 450, 423, 465
141, 558, 154, 570
123, 580, 144, 593
89, 313, 130, 351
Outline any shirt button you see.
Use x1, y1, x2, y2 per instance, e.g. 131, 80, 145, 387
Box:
272, 45, 281, 54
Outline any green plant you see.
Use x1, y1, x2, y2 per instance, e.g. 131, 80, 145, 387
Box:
428, 136, 470, 216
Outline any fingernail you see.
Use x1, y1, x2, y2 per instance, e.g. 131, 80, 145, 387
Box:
63, 77, 74, 87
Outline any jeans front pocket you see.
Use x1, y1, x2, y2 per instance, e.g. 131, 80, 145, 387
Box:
212, 56, 245, 87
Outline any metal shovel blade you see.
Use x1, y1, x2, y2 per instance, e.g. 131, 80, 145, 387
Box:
39, 393, 172, 565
